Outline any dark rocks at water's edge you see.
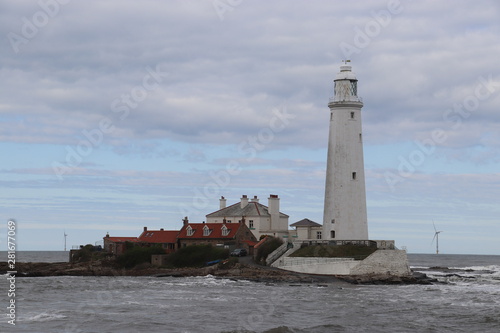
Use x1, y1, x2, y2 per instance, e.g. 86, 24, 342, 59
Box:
0, 261, 337, 283
0, 261, 436, 285
337, 271, 439, 285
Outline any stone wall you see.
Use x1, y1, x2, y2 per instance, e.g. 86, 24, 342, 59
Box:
275, 249, 411, 277
349, 249, 411, 276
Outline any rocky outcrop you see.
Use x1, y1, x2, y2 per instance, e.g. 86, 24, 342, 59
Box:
337, 271, 438, 285
0, 261, 434, 285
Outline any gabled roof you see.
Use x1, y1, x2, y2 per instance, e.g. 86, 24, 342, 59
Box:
290, 218, 322, 228
104, 236, 138, 243
177, 223, 242, 239
138, 230, 178, 243
241, 240, 258, 247
206, 202, 289, 218
254, 236, 269, 249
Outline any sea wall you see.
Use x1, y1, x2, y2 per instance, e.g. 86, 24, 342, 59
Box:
275, 249, 412, 276
349, 249, 411, 276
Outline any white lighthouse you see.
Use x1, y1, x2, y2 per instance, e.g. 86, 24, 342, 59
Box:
322, 63, 369, 240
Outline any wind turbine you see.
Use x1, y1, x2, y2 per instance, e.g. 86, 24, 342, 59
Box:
431, 221, 443, 254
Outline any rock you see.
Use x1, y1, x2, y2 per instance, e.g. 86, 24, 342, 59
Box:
0, 261, 437, 285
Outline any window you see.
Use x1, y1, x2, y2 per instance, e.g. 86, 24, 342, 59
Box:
359, 133, 362, 142
331, 219, 335, 224
316, 231, 322, 240
350, 112, 355, 119
203, 225, 211, 236
221, 225, 229, 236
350, 80, 357, 96
186, 226, 194, 236
331, 230, 336, 238
249, 220, 254, 228
352, 172, 357, 180
227, 220, 232, 223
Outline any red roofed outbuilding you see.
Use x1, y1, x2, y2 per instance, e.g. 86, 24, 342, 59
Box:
103, 235, 138, 255
137, 227, 179, 254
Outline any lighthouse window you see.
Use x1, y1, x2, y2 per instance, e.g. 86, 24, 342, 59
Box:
331, 230, 336, 238
350, 81, 357, 95
352, 172, 357, 180
350, 112, 355, 119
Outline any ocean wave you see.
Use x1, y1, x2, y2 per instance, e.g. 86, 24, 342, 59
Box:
23, 312, 66, 322
450, 265, 500, 274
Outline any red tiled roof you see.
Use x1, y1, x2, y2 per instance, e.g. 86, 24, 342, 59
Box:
254, 236, 269, 249
242, 240, 258, 247
138, 230, 178, 243
104, 237, 138, 243
177, 223, 242, 239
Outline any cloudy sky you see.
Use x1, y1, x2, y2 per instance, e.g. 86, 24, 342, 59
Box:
1, 0, 499, 254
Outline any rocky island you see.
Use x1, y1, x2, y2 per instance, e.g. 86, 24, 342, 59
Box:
0, 260, 435, 285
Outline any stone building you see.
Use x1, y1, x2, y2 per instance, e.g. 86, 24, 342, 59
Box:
103, 235, 138, 255
137, 227, 178, 254
176, 221, 257, 252
289, 218, 323, 240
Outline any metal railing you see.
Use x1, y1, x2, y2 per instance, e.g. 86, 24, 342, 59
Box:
328, 97, 363, 104
265, 242, 289, 265
296, 239, 378, 248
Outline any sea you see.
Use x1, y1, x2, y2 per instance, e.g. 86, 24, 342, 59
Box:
1, 252, 499, 333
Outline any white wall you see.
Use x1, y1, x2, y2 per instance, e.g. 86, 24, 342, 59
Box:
275, 249, 411, 276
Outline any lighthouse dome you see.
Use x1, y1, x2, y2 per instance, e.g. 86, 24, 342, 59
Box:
335, 65, 357, 81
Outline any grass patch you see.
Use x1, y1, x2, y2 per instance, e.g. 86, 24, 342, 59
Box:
290, 244, 377, 260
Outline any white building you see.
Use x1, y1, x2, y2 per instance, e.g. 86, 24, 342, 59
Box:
205, 194, 289, 240
323, 64, 369, 240
289, 218, 323, 240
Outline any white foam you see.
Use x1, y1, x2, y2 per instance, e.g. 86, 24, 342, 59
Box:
24, 312, 66, 322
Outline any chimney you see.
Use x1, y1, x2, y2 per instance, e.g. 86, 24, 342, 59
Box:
143, 226, 147, 232
241, 195, 249, 208
268, 194, 280, 230
220, 196, 227, 210
251, 195, 259, 203
182, 216, 189, 226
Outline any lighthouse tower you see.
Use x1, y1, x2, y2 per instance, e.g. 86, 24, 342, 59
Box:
323, 63, 369, 240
